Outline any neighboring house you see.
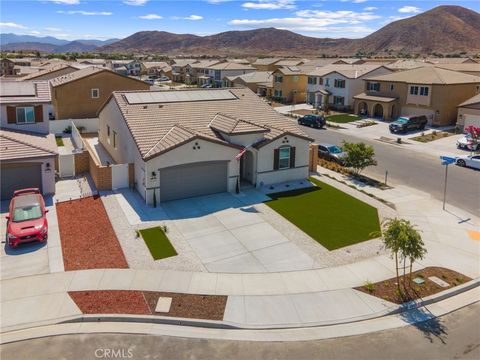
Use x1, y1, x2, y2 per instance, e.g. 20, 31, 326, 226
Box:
275, 59, 306, 67
426, 57, 478, 65
271, 66, 308, 104
306, 65, 392, 110
50, 67, 149, 120
77, 58, 108, 67
456, 94, 480, 132
223, 71, 273, 96
19, 64, 79, 81
385, 59, 433, 72
0, 128, 57, 199
353, 67, 480, 126
434, 64, 480, 77
141, 62, 173, 78
0, 80, 52, 134
171, 59, 198, 83
201, 62, 256, 87
125, 60, 143, 76
185, 59, 223, 85
1, 58, 17, 76
109, 60, 134, 75
97, 88, 312, 205
252, 58, 281, 71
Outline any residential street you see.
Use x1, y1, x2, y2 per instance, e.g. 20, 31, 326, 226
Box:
1, 302, 479, 360
302, 127, 480, 215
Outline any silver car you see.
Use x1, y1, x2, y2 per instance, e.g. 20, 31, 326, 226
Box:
318, 143, 347, 164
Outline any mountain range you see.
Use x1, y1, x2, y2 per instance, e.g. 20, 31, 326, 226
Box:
2, 6, 480, 56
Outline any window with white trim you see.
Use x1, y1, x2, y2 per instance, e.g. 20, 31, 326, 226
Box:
333, 96, 345, 105
91, 88, 100, 99
274, 89, 283, 97
367, 82, 380, 91
334, 79, 345, 88
390, 84, 394, 91
420, 86, 429, 96
16, 106, 35, 124
274, 75, 283, 83
409, 86, 419, 95
278, 147, 290, 169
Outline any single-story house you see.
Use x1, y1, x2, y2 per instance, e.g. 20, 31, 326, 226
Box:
457, 94, 480, 132
97, 88, 312, 204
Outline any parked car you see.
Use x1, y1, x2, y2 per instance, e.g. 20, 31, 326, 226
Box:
455, 154, 480, 169
159, 76, 170, 82
389, 115, 427, 133
144, 79, 155, 85
5, 189, 48, 248
148, 75, 159, 80
298, 114, 325, 129
201, 83, 212, 88
318, 143, 347, 164
456, 133, 479, 151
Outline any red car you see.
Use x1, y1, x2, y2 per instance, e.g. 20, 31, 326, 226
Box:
6, 188, 48, 248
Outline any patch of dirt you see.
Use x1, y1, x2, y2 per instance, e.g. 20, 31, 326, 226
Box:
69, 290, 151, 315
356, 267, 471, 304
291, 109, 316, 116
56, 196, 128, 270
143, 292, 227, 321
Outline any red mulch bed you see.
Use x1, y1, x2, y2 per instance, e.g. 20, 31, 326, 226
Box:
69, 291, 150, 315
56, 196, 128, 270
356, 267, 471, 304
68, 290, 227, 321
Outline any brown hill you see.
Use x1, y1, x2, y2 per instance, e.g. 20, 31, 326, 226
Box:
350, 5, 480, 54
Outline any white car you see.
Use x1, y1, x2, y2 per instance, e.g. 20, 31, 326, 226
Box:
455, 154, 480, 170
456, 134, 479, 151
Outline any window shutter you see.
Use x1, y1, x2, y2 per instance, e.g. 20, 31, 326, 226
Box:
273, 148, 279, 170
290, 147, 296, 168
34, 105, 43, 123
6, 106, 16, 124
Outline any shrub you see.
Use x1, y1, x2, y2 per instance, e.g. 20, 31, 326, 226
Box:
364, 280, 375, 293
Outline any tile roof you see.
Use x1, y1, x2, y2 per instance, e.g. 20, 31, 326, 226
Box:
206, 62, 255, 71
172, 59, 198, 67
107, 87, 311, 160
434, 63, 480, 73
142, 61, 169, 69
0, 80, 51, 104
19, 64, 76, 80
0, 128, 57, 161
209, 113, 269, 135
308, 64, 388, 79
385, 59, 433, 70
426, 57, 475, 64
225, 71, 272, 84
49, 66, 105, 87
252, 58, 281, 66
189, 60, 223, 69
365, 67, 480, 85
353, 93, 397, 103
275, 59, 304, 66
458, 93, 480, 107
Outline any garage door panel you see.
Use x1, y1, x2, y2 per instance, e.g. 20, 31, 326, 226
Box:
160, 161, 228, 202
1, 163, 42, 200
464, 115, 480, 130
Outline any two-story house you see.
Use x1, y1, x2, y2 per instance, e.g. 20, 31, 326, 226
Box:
171, 59, 198, 83
185, 59, 224, 85
50, 67, 149, 120
0, 80, 57, 198
201, 62, 256, 87
97, 88, 312, 205
306, 65, 392, 111
141, 62, 173, 78
271, 66, 308, 104
353, 67, 480, 126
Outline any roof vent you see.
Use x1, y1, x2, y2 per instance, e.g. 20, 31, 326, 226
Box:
143, 105, 148, 109
158, 105, 163, 108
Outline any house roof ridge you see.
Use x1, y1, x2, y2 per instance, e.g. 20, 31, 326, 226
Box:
0, 129, 57, 155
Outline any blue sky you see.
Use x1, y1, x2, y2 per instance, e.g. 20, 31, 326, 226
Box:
1, 0, 479, 40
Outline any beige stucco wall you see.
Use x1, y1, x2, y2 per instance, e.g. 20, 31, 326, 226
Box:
272, 72, 307, 104
0, 103, 51, 134
52, 71, 149, 120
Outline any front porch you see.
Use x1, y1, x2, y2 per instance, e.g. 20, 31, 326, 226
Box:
353, 93, 399, 121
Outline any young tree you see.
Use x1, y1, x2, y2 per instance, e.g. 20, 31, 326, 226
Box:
402, 223, 427, 286
379, 218, 406, 296
341, 141, 377, 176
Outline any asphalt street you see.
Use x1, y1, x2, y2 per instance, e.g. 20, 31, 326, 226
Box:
1, 302, 479, 360
303, 126, 480, 215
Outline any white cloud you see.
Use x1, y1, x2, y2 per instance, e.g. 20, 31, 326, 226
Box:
44, 27, 63, 32
172, 15, 204, 20
44, 0, 80, 4
138, 14, 163, 20
206, 0, 232, 3
363, 6, 377, 11
398, 6, 421, 13
123, 0, 148, 6
57, 10, 112, 16
383, 15, 407, 24
0, 22, 27, 29
29, 30, 42, 35
353, 0, 368, 3
241, 0, 296, 10
296, 10, 381, 22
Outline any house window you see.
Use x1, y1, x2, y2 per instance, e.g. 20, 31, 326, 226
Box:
367, 82, 380, 91
308, 77, 317, 85
420, 86, 429, 96
91, 88, 100, 98
390, 84, 394, 91
319, 77, 323, 85
275, 75, 283, 83
293, 76, 299, 82
278, 147, 290, 169
333, 96, 345, 105
325, 78, 330, 86
113, 131, 117, 149
107, 125, 111, 143
274, 89, 283, 97
334, 79, 345, 88
410, 86, 419, 95
16, 106, 35, 124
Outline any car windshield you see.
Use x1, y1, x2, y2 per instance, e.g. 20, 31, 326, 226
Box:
12, 204, 42, 222
328, 146, 342, 154
396, 117, 408, 124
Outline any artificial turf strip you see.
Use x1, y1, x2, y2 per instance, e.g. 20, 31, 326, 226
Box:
265, 178, 381, 251
139, 227, 178, 260
326, 114, 361, 123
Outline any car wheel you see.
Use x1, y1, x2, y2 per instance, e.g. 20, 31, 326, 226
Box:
457, 159, 466, 167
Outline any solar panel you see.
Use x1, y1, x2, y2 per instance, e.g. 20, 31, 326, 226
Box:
124, 90, 237, 104
0, 82, 36, 97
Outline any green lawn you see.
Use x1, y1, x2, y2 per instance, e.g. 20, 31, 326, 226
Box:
326, 114, 362, 123
55, 136, 64, 147
265, 178, 381, 250
139, 227, 177, 260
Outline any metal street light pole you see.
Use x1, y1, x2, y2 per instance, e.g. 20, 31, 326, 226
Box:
443, 163, 448, 211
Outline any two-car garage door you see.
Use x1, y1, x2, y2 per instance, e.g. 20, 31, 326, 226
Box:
160, 161, 228, 202
1, 163, 42, 200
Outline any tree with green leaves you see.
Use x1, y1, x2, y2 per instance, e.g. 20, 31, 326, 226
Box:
341, 141, 377, 176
